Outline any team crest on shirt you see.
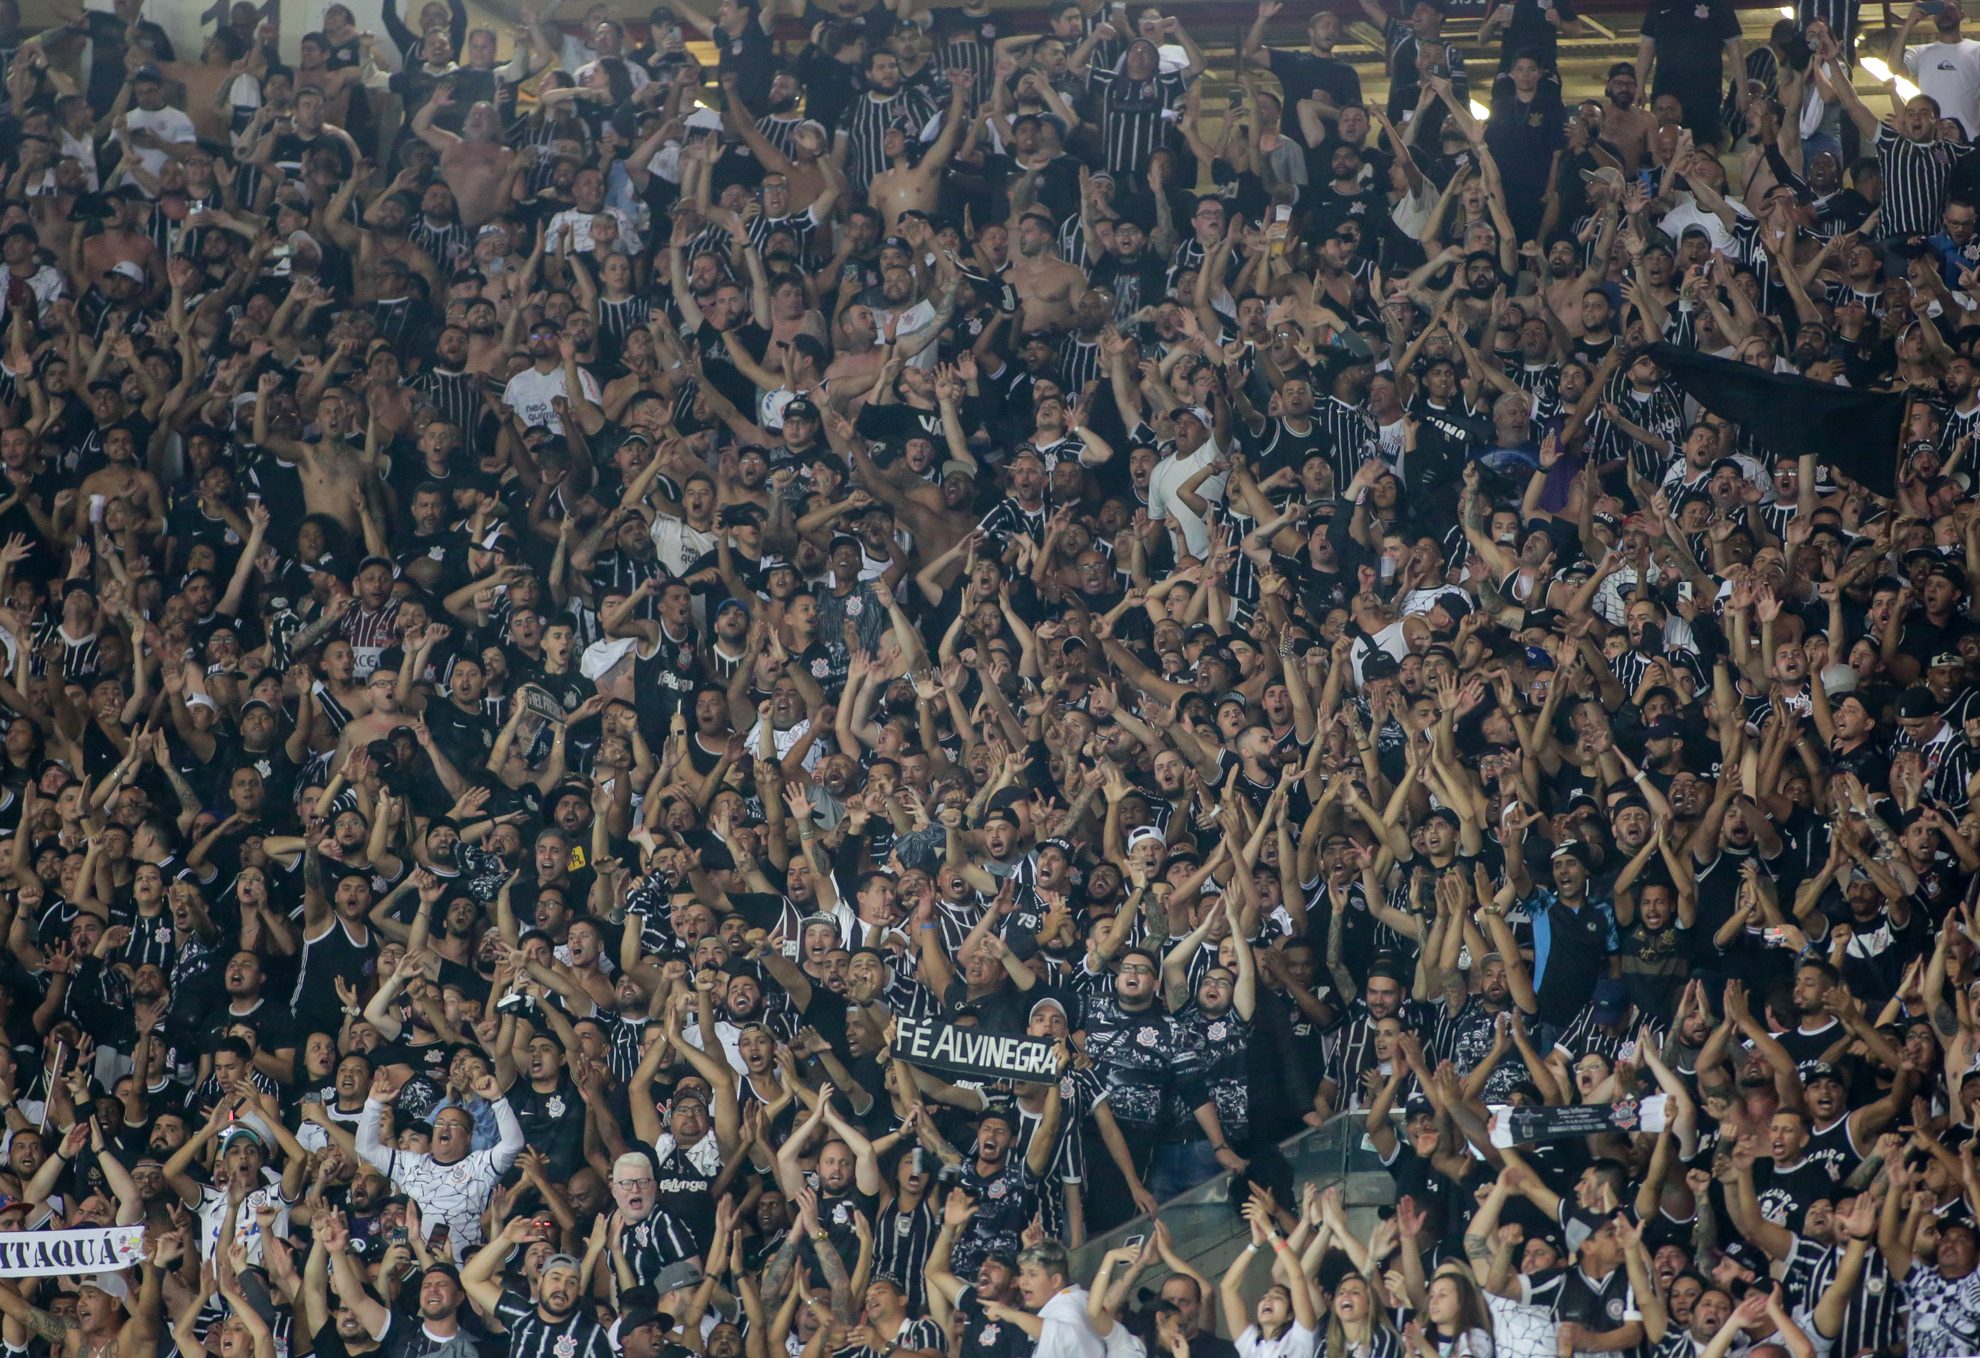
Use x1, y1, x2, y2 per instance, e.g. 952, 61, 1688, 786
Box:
547, 1095, 567, 1118
1136, 1028, 1157, 1047
981, 1325, 1001, 1345
1208, 1021, 1228, 1042
812, 659, 831, 678
1867, 1276, 1886, 1296
895, 1217, 913, 1236
987, 1180, 1008, 1199
1607, 1299, 1626, 1320
555, 1338, 577, 1358
845, 597, 863, 618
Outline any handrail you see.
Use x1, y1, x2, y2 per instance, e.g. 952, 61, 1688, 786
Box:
1068, 1112, 1401, 1294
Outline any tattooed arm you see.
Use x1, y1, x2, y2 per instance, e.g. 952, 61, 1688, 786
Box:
758, 1231, 805, 1309
0, 1282, 75, 1348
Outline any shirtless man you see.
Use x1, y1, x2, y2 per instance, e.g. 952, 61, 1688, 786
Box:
868, 76, 970, 229
154, 30, 252, 142
0, 1266, 165, 1358
292, 31, 368, 135
74, 192, 163, 294
1602, 61, 1656, 176
1008, 208, 1085, 332
74, 421, 166, 539
253, 372, 377, 536
410, 84, 516, 229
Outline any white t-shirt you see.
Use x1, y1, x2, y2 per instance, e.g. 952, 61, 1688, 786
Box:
1906, 38, 1980, 136
198, 1168, 291, 1264
547, 205, 644, 256
1236, 1323, 1320, 1358
122, 106, 197, 181
500, 363, 602, 435
1146, 439, 1225, 557
649, 513, 717, 577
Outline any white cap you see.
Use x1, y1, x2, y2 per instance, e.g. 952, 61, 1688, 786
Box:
684, 108, 723, 132
108, 261, 145, 283
1126, 826, 1164, 851
80, 1274, 131, 1307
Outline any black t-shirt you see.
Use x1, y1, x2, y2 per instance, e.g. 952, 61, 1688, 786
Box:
1641, 0, 1740, 97
956, 1286, 1038, 1358
506, 1076, 588, 1180
1755, 1155, 1841, 1232
1264, 48, 1363, 136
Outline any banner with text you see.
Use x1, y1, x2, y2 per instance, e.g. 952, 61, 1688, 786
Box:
0, 1227, 145, 1277
1486, 1096, 1669, 1148
894, 1017, 1059, 1084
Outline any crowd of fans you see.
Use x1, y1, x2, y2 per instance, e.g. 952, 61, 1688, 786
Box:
2, 0, 1980, 1355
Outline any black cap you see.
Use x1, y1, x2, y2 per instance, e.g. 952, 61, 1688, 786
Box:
1930, 559, 1970, 591
1898, 685, 1942, 719
1361, 650, 1402, 680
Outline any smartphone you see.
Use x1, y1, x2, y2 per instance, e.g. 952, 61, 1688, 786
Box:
1123, 1234, 1146, 1249
780, 939, 801, 960
1764, 927, 1786, 945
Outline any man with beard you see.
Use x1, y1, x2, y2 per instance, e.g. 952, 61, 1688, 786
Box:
357, 1068, 522, 1261
313, 1210, 482, 1358
928, 1192, 1032, 1358
499, 318, 603, 438
461, 1218, 612, 1358
923, 1086, 1063, 1279
1596, 60, 1655, 173
1084, 214, 1167, 325
840, 49, 943, 196
774, 1094, 882, 1263
1307, 144, 1385, 242
1075, 946, 1185, 1231
412, 326, 486, 455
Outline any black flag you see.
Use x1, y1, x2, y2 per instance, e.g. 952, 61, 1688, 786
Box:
1647, 342, 1908, 498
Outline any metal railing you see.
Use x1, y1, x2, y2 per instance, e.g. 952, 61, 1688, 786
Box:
1069, 1113, 1403, 1296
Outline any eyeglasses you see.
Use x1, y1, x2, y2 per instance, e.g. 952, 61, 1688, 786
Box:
613, 1177, 656, 1188
1119, 963, 1156, 975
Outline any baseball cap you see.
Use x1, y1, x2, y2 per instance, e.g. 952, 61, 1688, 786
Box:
1589, 977, 1629, 1025
106, 260, 145, 283
654, 1261, 703, 1294
1898, 685, 1942, 718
